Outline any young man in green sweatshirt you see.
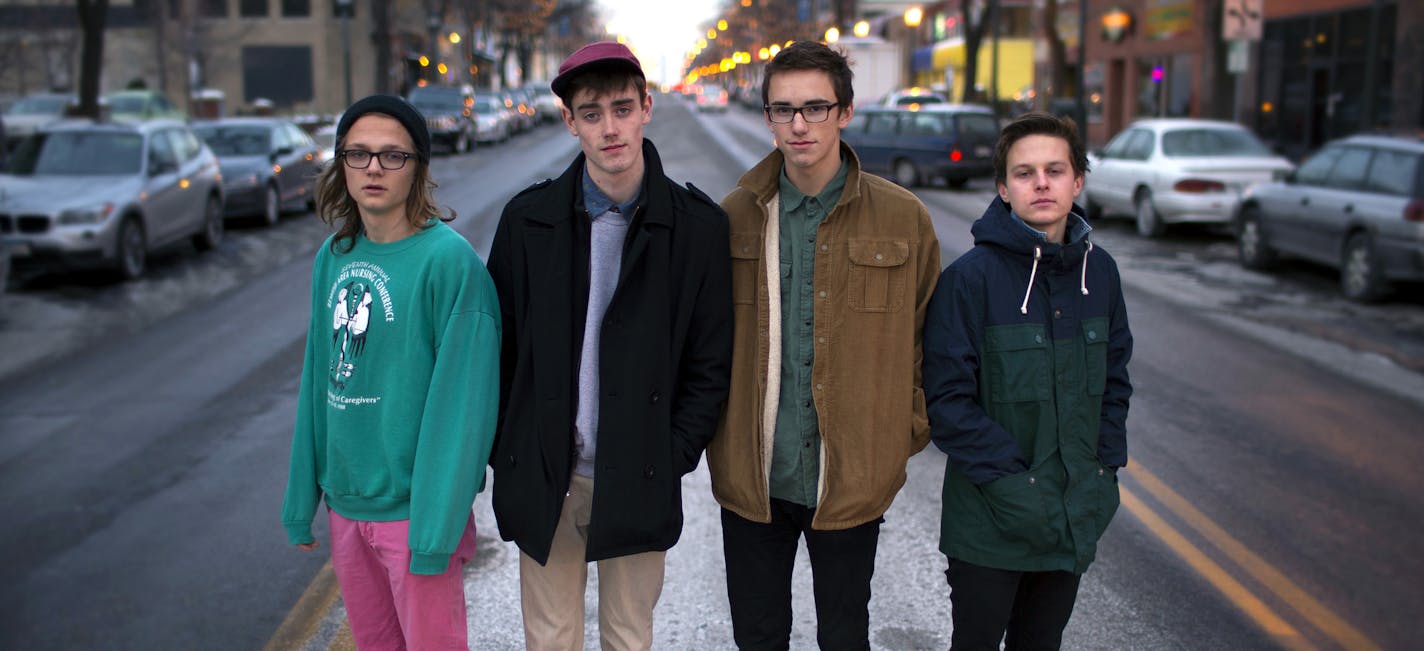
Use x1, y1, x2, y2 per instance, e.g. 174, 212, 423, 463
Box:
280, 95, 501, 650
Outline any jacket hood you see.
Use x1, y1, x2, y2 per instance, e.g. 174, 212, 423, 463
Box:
971, 195, 1096, 314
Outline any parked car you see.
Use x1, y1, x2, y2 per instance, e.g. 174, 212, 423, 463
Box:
696, 86, 730, 113
3, 93, 76, 150
0, 119, 224, 280
1083, 118, 1294, 237
523, 84, 562, 123
103, 90, 185, 122
500, 90, 535, 133
879, 87, 949, 108
193, 117, 321, 225
1236, 134, 1424, 302
312, 122, 338, 165
840, 104, 999, 188
406, 84, 478, 154
471, 96, 512, 145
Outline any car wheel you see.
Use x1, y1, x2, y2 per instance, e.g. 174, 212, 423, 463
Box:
116, 217, 147, 281
892, 159, 919, 188
1134, 189, 1166, 238
1341, 232, 1388, 302
193, 195, 224, 252
946, 177, 969, 190
262, 183, 281, 226
1236, 206, 1276, 270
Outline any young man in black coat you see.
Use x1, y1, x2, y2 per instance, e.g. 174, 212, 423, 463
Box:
485, 41, 733, 650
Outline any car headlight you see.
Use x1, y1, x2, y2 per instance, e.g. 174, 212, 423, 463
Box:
59, 202, 116, 225
433, 116, 457, 130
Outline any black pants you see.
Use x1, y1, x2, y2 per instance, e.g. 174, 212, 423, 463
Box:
944, 558, 1082, 651
720, 501, 882, 651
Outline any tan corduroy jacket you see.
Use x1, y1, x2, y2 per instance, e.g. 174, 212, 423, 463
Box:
708, 144, 940, 530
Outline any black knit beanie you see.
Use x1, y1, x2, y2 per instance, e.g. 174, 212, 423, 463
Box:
336, 95, 431, 163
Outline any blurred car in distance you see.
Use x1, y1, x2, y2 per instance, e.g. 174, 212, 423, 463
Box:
1236, 133, 1424, 302
879, 87, 949, 108
1083, 118, 1294, 237
103, 90, 185, 122
0, 119, 224, 280
471, 96, 512, 145
499, 90, 535, 133
406, 84, 478, 155
841, 104, 999, 188
4, 93, 76, 150
523, 83, 562, 123
194, 117, 321, 225
312, 122, 338, 165
696, 87, 730, 113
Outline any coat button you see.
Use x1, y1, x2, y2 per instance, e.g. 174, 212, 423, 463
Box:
819, 290, 827, 298
875, 253, 884, 261
649, 391, 660, 404
644, 465, 655, 479
508, 455, 517, 467
1028, 476, 1036, 485
1053, 309, 1062, 319
1034, 334, 1043, 344
821, 244, 828, 252
1088, 330, 1098, 341
1098, 468, 1105, 476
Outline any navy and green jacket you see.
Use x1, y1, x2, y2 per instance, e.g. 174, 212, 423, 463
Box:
924, 195, 1132, 574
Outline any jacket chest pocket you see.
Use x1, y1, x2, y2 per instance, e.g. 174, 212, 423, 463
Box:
984, 324, 1050, 403
730, 233, 761, 306
1081, 317, 1108, 396
847, 239, 909, 313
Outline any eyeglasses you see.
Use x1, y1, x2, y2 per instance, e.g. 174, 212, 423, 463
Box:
339, 150, 416, 170
765, 103, 839, 124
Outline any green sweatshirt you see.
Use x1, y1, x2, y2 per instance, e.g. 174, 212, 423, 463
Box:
281, 220, 501, 575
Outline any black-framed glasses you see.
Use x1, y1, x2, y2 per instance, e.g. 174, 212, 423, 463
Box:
765, 103, 839, 124
339, 150, 415, 170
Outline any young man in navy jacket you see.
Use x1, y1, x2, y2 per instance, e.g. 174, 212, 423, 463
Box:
923, 112, 1133, 650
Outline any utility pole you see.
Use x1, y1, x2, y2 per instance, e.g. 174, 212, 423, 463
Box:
336, 0, 353, 107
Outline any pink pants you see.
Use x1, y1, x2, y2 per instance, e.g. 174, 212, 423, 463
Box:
327, 509, 477, 651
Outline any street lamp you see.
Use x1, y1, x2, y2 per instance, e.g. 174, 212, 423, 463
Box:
825, 26, 840, 43
904, 7, 923, 28
853, 20, 870, 38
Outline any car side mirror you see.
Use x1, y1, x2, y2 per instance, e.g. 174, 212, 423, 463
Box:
149, 159, 176, 176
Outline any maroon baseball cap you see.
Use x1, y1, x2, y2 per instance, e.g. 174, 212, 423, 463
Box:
551, 41, 645, 100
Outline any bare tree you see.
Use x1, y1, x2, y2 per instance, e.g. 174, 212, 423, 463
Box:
75, 0, 109, 118
1041, 0, 1068, 109
959, 0, 993, 103
371, 0, 395, 94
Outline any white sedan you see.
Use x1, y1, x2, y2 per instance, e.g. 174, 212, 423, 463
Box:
1083, 118, 1294, 237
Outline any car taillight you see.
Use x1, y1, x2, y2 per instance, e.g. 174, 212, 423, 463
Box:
1174, 179, 1227, 193
950, 149, 963, 162
1405, 199, 1424, 222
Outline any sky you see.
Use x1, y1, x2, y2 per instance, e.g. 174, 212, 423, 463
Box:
597, 0, 724, 85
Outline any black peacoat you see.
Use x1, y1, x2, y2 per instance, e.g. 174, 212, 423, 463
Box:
486, 139, 733, 564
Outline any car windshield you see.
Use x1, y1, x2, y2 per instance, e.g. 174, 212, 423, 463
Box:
1161, 128, 1272, 157
473, 98, 502, 113
6, 131, 144, 175
107, 96, 147, 113
195, 126, 271, 156
408, 88, 465, 109
7, 96, 70, 115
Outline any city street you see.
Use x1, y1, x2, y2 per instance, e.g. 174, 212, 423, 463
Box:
1, 95, 1421, 651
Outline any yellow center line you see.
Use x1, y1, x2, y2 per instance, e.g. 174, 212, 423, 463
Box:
1127, 461, 1383, 651
1119, 487, 1318, 651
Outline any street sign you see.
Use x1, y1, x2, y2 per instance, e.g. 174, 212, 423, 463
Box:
1227, 39, 1250, 74
1222, 0, 1263, 41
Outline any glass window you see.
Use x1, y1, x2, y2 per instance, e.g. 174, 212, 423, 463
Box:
1101, 129, 1137, 158
1124, 131, 1154, 160
1365, 149, 1419, 197
1296, 145, 1344, 186
149, 132, 179, 169
200, 0, 227, 18
844, 113, 866, 134
906, 114, 947, 137
194, 126, 272, 156
240, 0, 267, 17
865, 113, 898, 137
1136, 58, 1164, 118
1327, 147, 1372, 190
7, 132, 145, 175
281, 0, 309, 17
1161, 128, 1272, 157
958, 114, 999, 140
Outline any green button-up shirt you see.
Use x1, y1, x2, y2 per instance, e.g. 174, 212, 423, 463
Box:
769, 160, 847, 507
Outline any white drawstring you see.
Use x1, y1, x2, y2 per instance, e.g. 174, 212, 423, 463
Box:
1080, 241, 1093, 296
1020, 246, 1041, 315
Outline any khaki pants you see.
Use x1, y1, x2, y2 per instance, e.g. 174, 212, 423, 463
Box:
519, 473, 666, 651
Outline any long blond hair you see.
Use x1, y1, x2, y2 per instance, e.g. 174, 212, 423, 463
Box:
315, 149, 454, 253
